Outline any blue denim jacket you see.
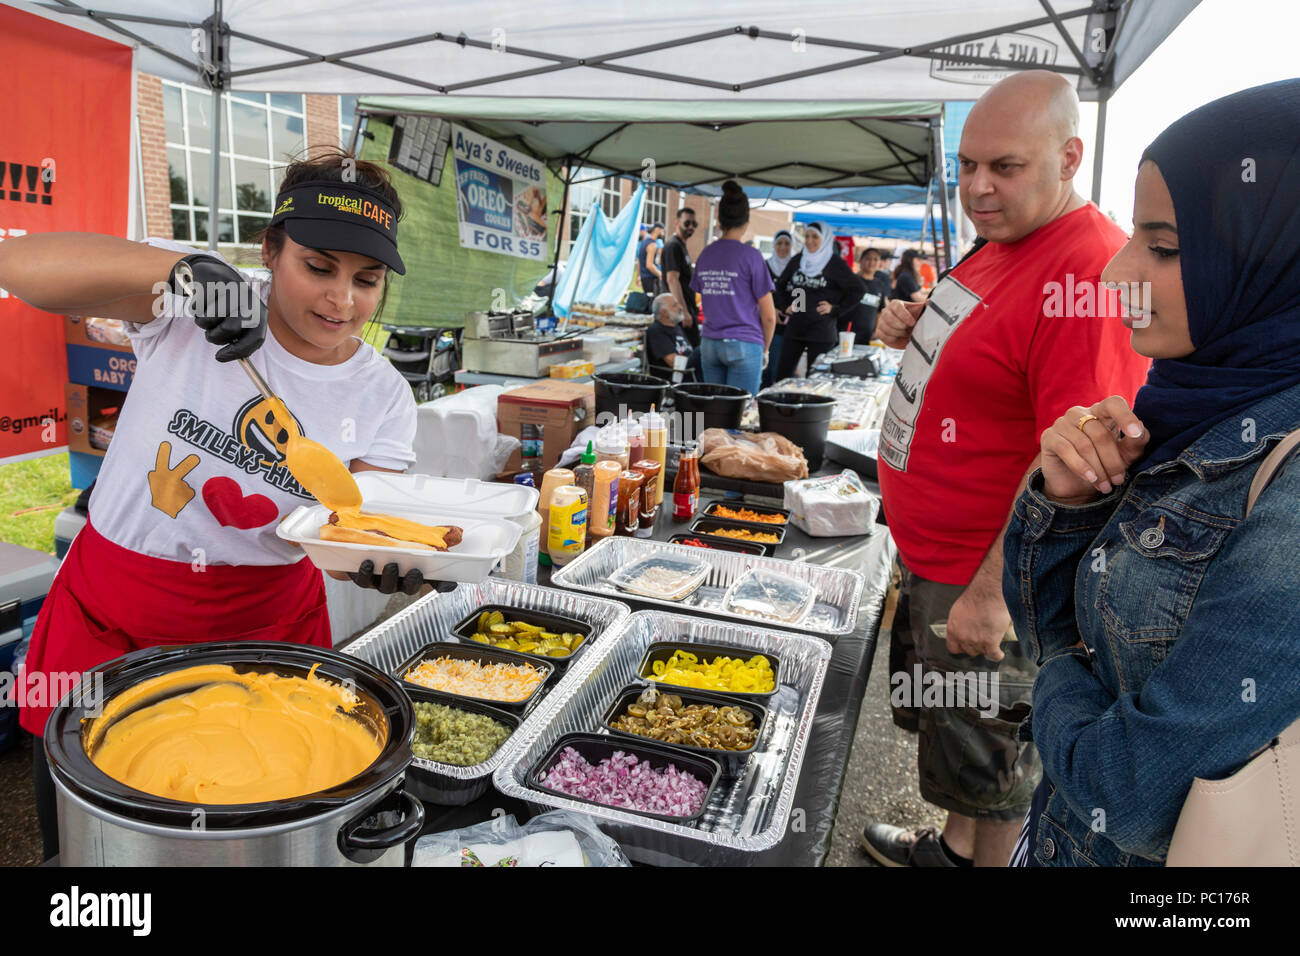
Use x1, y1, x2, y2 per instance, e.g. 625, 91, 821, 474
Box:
1003, 382, 1300, 866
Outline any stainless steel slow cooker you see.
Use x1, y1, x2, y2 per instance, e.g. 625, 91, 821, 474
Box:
46, 641, 423, 867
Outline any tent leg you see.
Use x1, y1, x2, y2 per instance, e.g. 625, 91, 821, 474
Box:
546, 159, 573, 316
932, 116, 953, 270
207, 83, 223, 252
1091, 88, 1109, 206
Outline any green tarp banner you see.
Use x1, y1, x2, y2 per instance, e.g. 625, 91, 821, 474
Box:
358, 117, 565, 328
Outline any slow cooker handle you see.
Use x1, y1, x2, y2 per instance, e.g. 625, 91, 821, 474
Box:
337, 789, 425, 864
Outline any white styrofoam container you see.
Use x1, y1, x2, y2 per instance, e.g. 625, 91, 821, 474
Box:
581, 334, 613, 366
277, 506, 521, 581
352, 471, 539, 521
276, 472, 526, 582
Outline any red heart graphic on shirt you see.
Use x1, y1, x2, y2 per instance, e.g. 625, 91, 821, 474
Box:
202, 477, 279, 530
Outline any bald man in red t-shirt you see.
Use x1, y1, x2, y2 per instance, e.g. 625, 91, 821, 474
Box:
864, 71, 1150, 868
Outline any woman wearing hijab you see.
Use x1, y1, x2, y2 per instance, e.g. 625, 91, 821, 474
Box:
767, 229, 794, 281
772, 221, 865, 381
761, 229, 794, 387
1003, 80, 1300, 867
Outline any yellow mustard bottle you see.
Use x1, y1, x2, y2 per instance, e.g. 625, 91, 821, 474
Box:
547, 485, 589, 567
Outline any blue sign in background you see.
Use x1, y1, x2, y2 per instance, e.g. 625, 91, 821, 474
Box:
455, 160, 514, 233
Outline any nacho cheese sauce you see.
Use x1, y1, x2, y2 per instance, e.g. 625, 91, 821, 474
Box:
89, 663, 381, 804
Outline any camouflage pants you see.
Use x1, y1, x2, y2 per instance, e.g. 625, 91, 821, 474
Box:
889, 562, 1041, 821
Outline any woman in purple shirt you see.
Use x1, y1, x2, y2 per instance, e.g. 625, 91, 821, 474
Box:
688, 181, 778, 396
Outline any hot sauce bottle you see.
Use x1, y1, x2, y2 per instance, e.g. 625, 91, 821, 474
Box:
673, 444, 700, 522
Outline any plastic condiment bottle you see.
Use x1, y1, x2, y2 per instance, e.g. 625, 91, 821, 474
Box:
537, 466, 575, 565
590, 459, 621, 541
547, 485, 589, 566
615, 470, 645, 535
645, 405, 668, 505
673, 444, 700, 522
574, 441, 597, 510
626, 418, 645, 468
631, 458, 663, 537
594, 426, 625, 470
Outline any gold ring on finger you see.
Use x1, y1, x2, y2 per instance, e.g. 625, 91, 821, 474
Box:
1075, 413, 1100, 432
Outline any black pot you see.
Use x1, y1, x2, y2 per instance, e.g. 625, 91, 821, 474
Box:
757, 391, 836, 470
671, 382, 750, 436
593, 372, 669, 419
48, 642, 417, 833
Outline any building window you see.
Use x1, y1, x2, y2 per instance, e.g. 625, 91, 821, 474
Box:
566, 166, 615, 257
641, 184, 668, 229
162, 82, 305, 245
600, 178, 622, 219
339, 95, 366, 151
388, 114, 449, 185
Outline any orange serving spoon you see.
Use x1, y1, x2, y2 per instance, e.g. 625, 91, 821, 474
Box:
237, 358, 363, 512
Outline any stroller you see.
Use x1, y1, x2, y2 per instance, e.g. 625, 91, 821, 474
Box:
380, 325, 461, 402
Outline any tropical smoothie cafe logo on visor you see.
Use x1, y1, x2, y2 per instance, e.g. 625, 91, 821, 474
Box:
315, 191, 394, 230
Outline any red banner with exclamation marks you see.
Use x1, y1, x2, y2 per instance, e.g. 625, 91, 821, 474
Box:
0, 5, 132, 464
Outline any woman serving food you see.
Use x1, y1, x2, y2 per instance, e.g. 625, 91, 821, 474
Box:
0, 149, 437, 858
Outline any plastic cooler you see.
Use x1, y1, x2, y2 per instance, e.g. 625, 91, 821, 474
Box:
0, 543, 63, 752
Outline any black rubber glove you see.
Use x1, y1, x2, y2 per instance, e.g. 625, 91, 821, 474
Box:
349, 560, 453, 596
169, 254, 267, 362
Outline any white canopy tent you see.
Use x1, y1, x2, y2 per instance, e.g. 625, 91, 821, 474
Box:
11, 0, 1199, 267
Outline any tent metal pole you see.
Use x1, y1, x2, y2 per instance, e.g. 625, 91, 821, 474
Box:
1091, 86, 1110, 206
205, 1, 225, 252
932, 116, 953, 270
545, 158, 574, 316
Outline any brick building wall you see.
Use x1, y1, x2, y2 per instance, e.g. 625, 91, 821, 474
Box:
303, 94, 341, 158
136, 73, 172, 240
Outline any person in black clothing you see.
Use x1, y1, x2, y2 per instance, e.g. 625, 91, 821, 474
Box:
662, 207, 701, 348
891, 248, 927, 302
645, 292, 702, 376
772, 221, 865, 381
638, 223, 664, 295
848, 247, 891, 339
761, 229, 795, 387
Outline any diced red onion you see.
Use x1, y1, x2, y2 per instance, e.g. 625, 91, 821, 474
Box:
542, 747, 708, 817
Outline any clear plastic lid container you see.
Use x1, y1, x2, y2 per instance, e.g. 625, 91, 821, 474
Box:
722, 568, 816, 624
607, 554, 711, 601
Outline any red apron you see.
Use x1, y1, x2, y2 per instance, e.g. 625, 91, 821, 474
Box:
18, 518, 332, 736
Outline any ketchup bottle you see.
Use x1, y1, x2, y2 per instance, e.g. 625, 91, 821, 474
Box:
672, 444, 700, 522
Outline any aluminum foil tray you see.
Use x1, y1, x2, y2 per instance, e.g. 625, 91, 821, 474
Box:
342, 580, 631, 805
493, 610, 832, 866
551, 536, 865, 636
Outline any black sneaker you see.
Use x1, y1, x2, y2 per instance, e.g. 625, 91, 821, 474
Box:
860, 822, 958, 867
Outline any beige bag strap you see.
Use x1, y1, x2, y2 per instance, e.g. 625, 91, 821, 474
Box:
1246, 430, 1300, 516
1246, 429, 1300, 747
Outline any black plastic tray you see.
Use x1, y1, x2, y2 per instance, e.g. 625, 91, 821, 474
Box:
449, 604, 595, 671
666, 532, 767, 556
688, 516, 785, 554
700, 500, 792, 528
405, 684, 520, 765
635, 640, 781, 703
527, 732, 721, 826
395, 641, 555, 715
601, 683, 767, 773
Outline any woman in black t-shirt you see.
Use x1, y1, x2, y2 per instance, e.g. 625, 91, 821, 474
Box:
772, 222, 865, 382
891, 248, 927, 303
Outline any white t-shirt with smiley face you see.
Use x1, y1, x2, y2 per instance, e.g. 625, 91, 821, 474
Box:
86, 237, 417, 566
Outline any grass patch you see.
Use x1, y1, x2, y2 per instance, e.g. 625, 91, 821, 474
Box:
0, 454, 79, 555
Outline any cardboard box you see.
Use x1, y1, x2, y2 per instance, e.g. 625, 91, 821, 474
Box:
497, 380, 594, 473
65, 316, 137, 391
65, 383, 124, 458
64, 315, 133, 352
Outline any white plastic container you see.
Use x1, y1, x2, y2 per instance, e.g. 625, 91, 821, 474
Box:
496, 509, 542, 584
581, 334, 614, 366
276, 472, 525, 582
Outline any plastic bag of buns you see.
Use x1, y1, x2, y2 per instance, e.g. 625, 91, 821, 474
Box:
697, 429, 809, 483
